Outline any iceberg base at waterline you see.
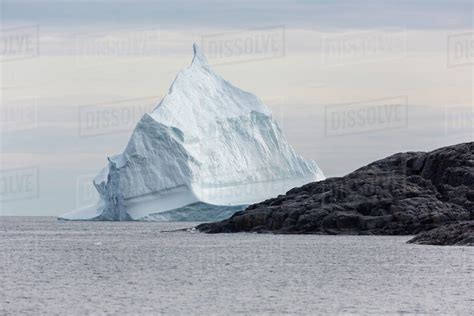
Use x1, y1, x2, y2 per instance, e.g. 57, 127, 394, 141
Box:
59, 174, 318, 221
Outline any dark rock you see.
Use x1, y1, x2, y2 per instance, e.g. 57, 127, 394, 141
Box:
408, 221, 474, 246
197, 142, 473, 239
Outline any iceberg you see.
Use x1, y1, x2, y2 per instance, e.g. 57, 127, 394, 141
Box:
60, 44, 325, 221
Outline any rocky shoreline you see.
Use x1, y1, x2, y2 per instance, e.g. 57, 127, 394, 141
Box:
407, 221, 473, 246
198, 142, 473, 245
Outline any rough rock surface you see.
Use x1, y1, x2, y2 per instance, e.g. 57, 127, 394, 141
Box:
198, 142, 474, 236
408, 221, 473, 246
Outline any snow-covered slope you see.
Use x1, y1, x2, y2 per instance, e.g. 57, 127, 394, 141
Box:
59, 44, 325, 221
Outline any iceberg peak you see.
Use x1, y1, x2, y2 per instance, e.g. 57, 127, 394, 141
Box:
191, 43, 208, 66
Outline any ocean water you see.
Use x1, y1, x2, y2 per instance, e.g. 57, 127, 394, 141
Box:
1, 217, 473, 315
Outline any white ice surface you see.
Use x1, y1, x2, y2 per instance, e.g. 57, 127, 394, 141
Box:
59, 44, 325, 221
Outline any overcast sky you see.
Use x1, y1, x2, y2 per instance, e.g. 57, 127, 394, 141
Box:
2, 0, 472, 29
1, 0, 472, 216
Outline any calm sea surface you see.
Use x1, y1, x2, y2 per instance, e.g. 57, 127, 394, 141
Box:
1, 217, 473, 315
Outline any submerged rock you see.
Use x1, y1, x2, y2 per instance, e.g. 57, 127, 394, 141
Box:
198, 142, 473, 238
408, 221, 473, 246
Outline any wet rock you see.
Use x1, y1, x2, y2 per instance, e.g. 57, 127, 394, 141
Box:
408, 221, 474, 246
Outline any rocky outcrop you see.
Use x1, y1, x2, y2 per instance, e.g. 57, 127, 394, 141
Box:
408, 221, 473, 246
198, 142, 474, 237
